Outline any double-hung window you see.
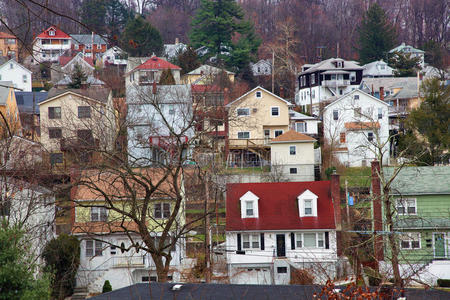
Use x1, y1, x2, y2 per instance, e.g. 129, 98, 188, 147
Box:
304, 200, 312, 215
295, 233, 325, 248
333, 110, 338, 120
238, 132, 250, 139
85, 240, 103, 257
49, 127, 62, 139
91, 207, 107, 222
396, 198, 417, 215
242, 234, 259, 249
48, 107, 61, 119
378, 108, 383, 119
78, 106, 91, 118
271, 107, 279, 116
296, 122, 307, 133
400, 232, 420, 249
290, 146, 296, 155
245, 201, 254, 217
154, 203, 171, 219
367, 132, 374, 142
274, 130, 283, 137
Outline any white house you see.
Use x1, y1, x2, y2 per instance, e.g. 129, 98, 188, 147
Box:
32, 26, 72, 64
102, 46, 128, 66
322, 89, 390, 167
289, 110, 320, 137
163, 38, 187, 60
270, 130, 316, 181
126, 84, 193, 165
296, 58, 364, 116
0, 178, 55, 266
125, 56, 182, 87
225, 180, 339, 285
362, 60, 395, 78
251, 59, 272, 76
389, 43, 425, 68
0, 59, 32, 91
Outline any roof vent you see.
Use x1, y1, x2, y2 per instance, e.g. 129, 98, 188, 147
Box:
172, 284, 183, 291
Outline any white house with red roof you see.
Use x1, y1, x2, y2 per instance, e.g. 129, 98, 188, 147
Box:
125, 56, 181, 87
225, 180, 340, 285
32, 26, 72, 63
51, 52, 95, 83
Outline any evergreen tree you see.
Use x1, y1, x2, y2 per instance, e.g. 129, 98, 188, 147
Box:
422, 40, 446, 72
0, 225, 51, 300
358, 4, 396, 64
189, 0, 260, 73
120, 15, 163, 56
398, 78, 450, 164
68, 63, 87, 89
105, 0, 132, 43
102, 280, 112, 293
389, 51, 422, 77
159, 69, 176, 85
80, 0, 107, 34
43, 234, 80, 300
175, 46, 201, 75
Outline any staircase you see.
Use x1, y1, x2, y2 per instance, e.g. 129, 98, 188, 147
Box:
71, 287, 88, 300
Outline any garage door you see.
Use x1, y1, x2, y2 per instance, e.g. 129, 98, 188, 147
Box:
231, 267, 272, 284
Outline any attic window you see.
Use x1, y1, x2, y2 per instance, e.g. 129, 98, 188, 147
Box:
255, 91, 262, 98
49, 30, 55, 36
297, 190, 318, 217
240, 191, 259, 218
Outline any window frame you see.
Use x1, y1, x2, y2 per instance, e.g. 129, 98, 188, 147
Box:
274, 130, 283, 137
245, 201, 254, 217
91, 207, 108, 222
400, 232, 421, 249
295, 232, 325, 249
304, 200, 313, 216
396, 198, 417, 215
48, 127, 62, 139
289, 145, 296, 155
271, 106, 280, 117
378, 108, 383, 119
154, 203, 171, 219
50, 153, 63, 165
333, 110, 338, 121
367, 132, 374, 142
78, 106, 91, 119
295, 122, 307, 133
237, 131, 250, 139
242, 233, 260, 249
255, 91, 262, 98
237, 108, 250, 117
85, 240, 103, 257
48, 107, 61, 119
340, 132, 346, 144
289, 168, 297, 174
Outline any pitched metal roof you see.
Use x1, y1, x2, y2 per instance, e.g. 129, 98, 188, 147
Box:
226, 181, 335, 231
15, 91, 48, 113
384, 166, 450, 195
44, 87, 111, 104
37, 26, 70, 39
389, 42, 425, 54
271, 130, 316, 143
187, 64, 234, 75
362, 60, 395, 77
70, 34, 107, 45
299, 58, 363, 75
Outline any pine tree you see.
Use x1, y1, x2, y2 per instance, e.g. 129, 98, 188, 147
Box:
80, 0, 107, 34
358, 4, 396, 64
68, 63, 87, 89
189, 0, 260, 72
105, 0, 132, 43
389, 51, 422, 77
159, 69, 176, 85
175, 46, 201, 75
120, 15, 163, 56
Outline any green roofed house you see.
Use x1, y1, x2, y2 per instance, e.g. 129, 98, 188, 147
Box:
389, 42, 425, 68
383, 165, 450, 285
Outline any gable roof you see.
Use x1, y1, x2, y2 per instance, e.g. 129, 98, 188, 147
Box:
135, 56, 181, 71
289, 110, 318, 120
187, 64, 234, 75
384, 166, 450, 195
42, 87, 110, 105
59, 53, 94, 68
226, 86, 293, 107
362, 60, 395, 77
0, 59, 32, 74
271, 130, 316, 143
37, 26, 70, 39
360, 77, 417, 94
70, 34, 107, 45
226, 181, 335, 231
324, 89, 388, 110
389, 42, 424, 54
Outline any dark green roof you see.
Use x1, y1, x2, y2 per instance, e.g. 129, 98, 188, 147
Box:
384, 166, 450, 195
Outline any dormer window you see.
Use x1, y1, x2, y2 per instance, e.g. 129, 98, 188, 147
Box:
298, 190, 318, 217
49, 30, 55, 36
240, 191, 259, 218
255, 91, 262, 98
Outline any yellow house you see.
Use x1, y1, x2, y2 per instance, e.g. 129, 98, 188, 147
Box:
225, 86, 293, 167
39, 88, 115, 167
0, 82, 21, 138
270, 130, 316, 181
182, 65, 235, 85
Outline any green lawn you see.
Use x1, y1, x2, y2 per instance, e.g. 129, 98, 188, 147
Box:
222, 166, 270, 174
341, 167, 372, 188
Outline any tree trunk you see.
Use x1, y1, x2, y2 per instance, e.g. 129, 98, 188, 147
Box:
152, 254, 171, 282
383, 193, 402, 287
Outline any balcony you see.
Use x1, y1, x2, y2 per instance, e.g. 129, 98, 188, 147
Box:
111, 256, 145, 268
388, 105, 409, 116
322, 79, 350, 87
38, 44, 71, 50
229, 138, 271, 149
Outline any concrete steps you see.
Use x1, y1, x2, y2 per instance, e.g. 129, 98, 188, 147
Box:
71, 287, 88, 300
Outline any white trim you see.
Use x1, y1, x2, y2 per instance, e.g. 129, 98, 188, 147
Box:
236, 107, 250, 117
240, 191, 259, 218
399, 232, 421, 250
226, 86, 293, 107
324, 89, 389, 110
270, 106, 280, 117
396, 198, 417, 215
298, 189, 318, 217
237, 131, 250, 139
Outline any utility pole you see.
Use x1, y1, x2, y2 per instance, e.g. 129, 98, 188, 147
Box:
204, 176, 211, 283
272, 50, 275, 93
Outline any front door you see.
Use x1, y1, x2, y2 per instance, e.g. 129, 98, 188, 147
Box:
434, 233, 446, 258
276, 234, 286, 257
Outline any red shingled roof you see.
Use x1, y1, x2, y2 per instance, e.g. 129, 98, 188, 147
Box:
37, 26, 71, 39
226, 181, 336, 231
136, 56, 181, 70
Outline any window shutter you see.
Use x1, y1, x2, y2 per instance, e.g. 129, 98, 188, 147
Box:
291, 232, 295, 250
325, 232, 329, 249
237, 234, 241, 251
260, 233, 265, 250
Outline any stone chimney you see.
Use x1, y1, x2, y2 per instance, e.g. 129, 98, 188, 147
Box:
330, 171, 342, 231
371, 160, 384, 261
380, 87, 384, 101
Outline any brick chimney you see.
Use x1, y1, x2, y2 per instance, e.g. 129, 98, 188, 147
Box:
330, 171, 342, 231
280, 87, 285, 98
380, 87, 384, 101
152, 81, 157, 94
371, 160, 384, 261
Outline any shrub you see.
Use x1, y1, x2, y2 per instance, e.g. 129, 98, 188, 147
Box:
437, 279, 450, 287
290, 268, 315, 285
102, 280, 112, 293
325, 166, 337, 180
